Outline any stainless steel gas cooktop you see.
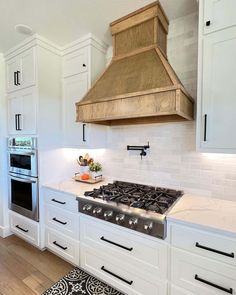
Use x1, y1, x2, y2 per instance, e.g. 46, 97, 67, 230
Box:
77, 181, 183, 239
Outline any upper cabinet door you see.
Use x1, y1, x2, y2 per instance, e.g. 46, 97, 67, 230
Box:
204, 0, 236, 34
63, 47, 88, 78
63, 72, 88, 147
6, 56, 20, 92
200, 27, 236, 150
5, 47, 36, 93
20, 47, 36, 89
8, 87, 37, 135
8, 93, 23, 134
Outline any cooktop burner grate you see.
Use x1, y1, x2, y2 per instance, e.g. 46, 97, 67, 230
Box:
84, 181, 183, 214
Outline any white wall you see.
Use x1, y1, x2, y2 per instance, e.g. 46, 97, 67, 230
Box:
0, 53, 9, 237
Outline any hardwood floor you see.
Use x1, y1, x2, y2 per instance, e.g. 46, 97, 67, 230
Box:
0, 235, 73, 295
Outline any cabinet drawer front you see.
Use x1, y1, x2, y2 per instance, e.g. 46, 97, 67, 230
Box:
10, 211, 39, 246
80, 244, 167, 295
44, 188, 78, 213
204, 0, 236, 34
170, 224, 236, 266
45, 204, 79, 239
80, 216, 167, 276
45, 227, 79, 265
63, 48, 88, 77
171, 248, 236, 295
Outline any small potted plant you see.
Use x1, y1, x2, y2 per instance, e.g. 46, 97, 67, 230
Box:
89, 162, 102, 180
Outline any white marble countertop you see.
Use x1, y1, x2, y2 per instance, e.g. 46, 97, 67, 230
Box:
43, 179, 111, 197
43, 180, 236, 238
167, 194, 236, 238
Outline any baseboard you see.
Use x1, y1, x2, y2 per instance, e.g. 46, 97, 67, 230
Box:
0, 226, 12, 238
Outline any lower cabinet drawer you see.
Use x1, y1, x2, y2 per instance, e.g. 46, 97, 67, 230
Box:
80, 243, 167, 295
45, 204, 79, 238
44, 188, 78, 213
170, 224, 236, 266
10, 211, 39, 247
80, 215, 168, 279
45, 227, 79, 265
171, 248, 236, 295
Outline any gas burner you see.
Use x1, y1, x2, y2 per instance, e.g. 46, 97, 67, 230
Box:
84, 181, 183, 214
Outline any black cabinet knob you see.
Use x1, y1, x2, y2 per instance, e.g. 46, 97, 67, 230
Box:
206, 20, 211, 26
82, 63, 86, 67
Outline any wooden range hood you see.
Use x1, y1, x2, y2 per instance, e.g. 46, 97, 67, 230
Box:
76, 1, 194, 125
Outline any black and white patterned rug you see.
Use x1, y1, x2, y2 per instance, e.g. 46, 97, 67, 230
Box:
42, 267, 124, 295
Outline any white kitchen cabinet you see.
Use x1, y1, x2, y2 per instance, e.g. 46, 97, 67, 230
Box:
80, 215, 168, 295
45, 227, 80, 265
5, 35, 61, 146
204, 0, 236, 34
6, 56, 19, 92
171, 248, 236, 295
80, 215, 168, 279
62, 35, 108, 148
169, 222, 236, 295
63, 47, 88, 77
9, 210, 40, 247
63, 73, 88, 147
8, 87, 37, 135
43, 187, 80, 265
80, 244, 167, 295
170, 223, 236, 266
6, 47, 36, 93
197, 1, 236, 152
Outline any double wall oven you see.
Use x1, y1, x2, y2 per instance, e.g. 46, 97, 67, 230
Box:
8, 137, 39, 221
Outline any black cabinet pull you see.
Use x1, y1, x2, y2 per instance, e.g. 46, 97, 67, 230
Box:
101, 236, 133, 252
51, 198, 66, 205
14, 72, 17, 86
195, 242, 234, 258
52, 217, 67, 225
82, 63, 86, 67
101, 266, 133, 285
16, 71, 21, 85
17, 114, 22, 131
16, 225, 29, 233
53, 241, 68, 250
82, 123, 86, 142
204, 114, 207, 141
195, 274, 233, 294
15, 114, 18, 130
206, 20, 211, 26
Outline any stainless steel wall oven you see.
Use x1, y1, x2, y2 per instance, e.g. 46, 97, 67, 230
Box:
8, 137, 39, 221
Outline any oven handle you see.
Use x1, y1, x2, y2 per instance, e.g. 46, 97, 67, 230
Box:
9, 175, 37, 184
8, 150, 36, 156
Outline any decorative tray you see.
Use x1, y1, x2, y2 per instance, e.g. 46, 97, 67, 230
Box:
73, 175, 104, 184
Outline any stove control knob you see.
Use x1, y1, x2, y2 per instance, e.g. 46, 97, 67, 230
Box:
82, 204, 92, 212
104, 210, 113, 220
93, 207, 102, 215
128, 217, 138, 228
115, 214, 125, 224
144, 221, 153, 231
